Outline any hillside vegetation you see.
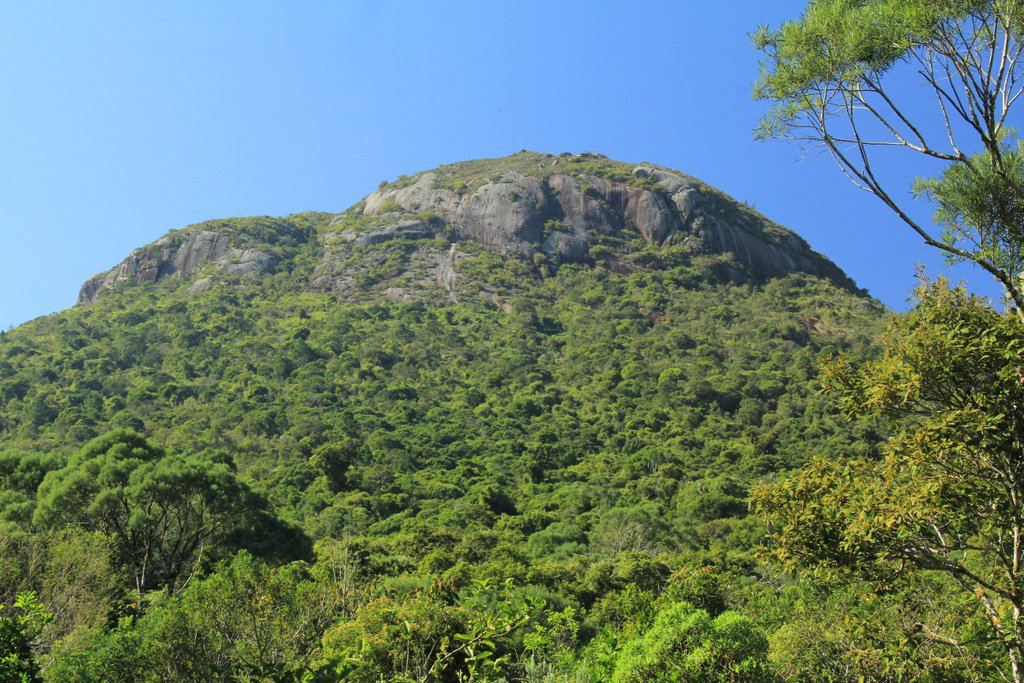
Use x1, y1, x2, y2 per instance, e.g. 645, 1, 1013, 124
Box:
0, 154, 933, 682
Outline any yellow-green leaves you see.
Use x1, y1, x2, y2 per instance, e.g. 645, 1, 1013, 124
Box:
754, 281, 1024, 679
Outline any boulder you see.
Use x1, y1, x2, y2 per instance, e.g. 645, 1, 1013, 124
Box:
450, 172, 548, 253
624, 190, 681, 245
541, 232, 590, 262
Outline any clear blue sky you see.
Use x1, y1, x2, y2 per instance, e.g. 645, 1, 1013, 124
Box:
0, 1, 1003, 329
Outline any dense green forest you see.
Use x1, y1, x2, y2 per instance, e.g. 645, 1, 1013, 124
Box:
0, 198, 1004, 681
8, 0, 1024, 679
0, 197, 894, 680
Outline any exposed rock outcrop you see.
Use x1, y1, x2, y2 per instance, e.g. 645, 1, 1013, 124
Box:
344, 219, 435, 248
77, 153, 857, 306
79, 229, 277, 304
352, 160, 851, 287
362, 171, 550, 254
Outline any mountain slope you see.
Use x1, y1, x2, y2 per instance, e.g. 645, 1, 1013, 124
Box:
0, 151, 893, 681
77, 151, 856, 308
1, 152, 883, 544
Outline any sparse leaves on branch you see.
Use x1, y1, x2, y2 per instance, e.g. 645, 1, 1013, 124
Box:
754, 0, 1024, 309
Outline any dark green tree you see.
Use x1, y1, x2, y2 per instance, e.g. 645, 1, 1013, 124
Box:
32, 430, 306, 598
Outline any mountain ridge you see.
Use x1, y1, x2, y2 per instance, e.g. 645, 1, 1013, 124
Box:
77, 151, 859, 306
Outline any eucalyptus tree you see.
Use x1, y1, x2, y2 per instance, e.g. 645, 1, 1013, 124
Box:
754, 0, 1024, 308
755, 281, 1024, 681
754, 2, 1024, 680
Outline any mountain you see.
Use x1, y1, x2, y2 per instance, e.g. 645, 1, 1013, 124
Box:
0, 151, 887, 681
2, 148, 885, 532
77, 151, 855, 307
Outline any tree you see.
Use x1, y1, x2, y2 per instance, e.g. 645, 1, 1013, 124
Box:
752, 280, 1024, 682
754, 0, 1024, 309
0, 528, 117, 654
311, 578, 540, 683
141, 552, 330, 682
753, 4, 1024, 677
0, 592, 50, 683
32, 430, 307, 598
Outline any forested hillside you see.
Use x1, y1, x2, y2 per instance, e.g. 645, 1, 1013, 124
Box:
8, 0, 1024, 677
0, 153, 923, 681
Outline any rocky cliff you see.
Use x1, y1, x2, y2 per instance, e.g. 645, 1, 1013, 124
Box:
78, 214, 326, 304
78, 152, 856, 305
78, 231, 275, 304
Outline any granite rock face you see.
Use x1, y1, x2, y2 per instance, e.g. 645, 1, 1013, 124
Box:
78, 153, 857, 306
356, 164, 850, 285
362, 172, 550, 254
78, 229, 277, 304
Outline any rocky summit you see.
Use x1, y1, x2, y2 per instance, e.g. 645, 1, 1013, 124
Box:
78, 151, 855, 305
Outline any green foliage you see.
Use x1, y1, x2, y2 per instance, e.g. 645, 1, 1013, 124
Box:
44, 627, 150, 683
428, 150, 701, 197
138, 552, 326, 682
312, 590, 464, 683
45, 552, 333, 683
765, 577, 986, 682
611, 602, 773, 683
753, 280, 1024, 680
0, 155, 893, 678
0, 592, 51, 683
0, 451, 62, 529
752, 0, 978, 134
753, 0, 1024, 307
752, 4, 1024, 677
32, 430, 309, 596
914, 139, 1024, 276
375, 199, 403, 214
543, 219, 568, 241
311, 578, 540, 683
0, 528, 116, 655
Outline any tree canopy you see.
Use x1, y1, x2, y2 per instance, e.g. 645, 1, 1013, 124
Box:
32, 430, 309, 597
753, 279, 1024, 681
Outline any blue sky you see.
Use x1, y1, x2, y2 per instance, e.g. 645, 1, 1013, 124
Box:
0, 1, 1004, 329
